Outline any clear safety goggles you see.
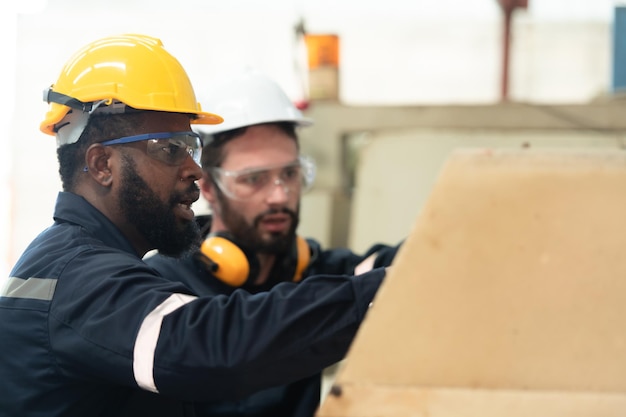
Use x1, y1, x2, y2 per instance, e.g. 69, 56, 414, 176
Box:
211, 155, 316, 201
100, 131, 203, 166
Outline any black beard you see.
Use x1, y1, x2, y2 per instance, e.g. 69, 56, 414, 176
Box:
118, 154, 201, 257
218, 191, 299, 255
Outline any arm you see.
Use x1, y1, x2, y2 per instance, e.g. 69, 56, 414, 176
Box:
49, 249, 385, 401
306, 239, 403, 276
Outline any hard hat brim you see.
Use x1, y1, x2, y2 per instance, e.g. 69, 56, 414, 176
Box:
192, 111, 224, 126
40, 104, 70, 136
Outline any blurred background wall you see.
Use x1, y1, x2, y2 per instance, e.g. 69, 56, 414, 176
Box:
2, 0, 625, 281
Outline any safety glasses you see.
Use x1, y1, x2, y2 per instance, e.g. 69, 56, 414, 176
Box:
211, 155, 316, 201
100, 131, 203, 166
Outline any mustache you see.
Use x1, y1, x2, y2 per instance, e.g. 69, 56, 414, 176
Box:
168, 182, 200, 206
253, 207, 296, 226
185, 182, 200, 194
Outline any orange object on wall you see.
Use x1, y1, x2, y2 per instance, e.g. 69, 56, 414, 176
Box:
304, 34, 340, 101
305, 34, 339, 69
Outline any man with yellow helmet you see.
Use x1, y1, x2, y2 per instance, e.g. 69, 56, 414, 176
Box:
0, 34, 387, 417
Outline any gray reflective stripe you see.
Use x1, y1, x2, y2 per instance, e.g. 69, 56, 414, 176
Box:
133, 293, 197, 393
1, 277, 57, 300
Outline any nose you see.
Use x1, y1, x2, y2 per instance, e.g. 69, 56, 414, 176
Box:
179, 153, 203, 182
266, 178, 290, 202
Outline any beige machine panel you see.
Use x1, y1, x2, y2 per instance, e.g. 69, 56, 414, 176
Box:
318, 148, 626, 416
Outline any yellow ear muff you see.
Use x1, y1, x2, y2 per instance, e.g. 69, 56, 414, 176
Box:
199, 235, 250, 287
292, 236, 311, 283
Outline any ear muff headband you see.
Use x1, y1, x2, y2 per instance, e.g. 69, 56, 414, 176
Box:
199, 235, 250, 287
292, 236, 310, 282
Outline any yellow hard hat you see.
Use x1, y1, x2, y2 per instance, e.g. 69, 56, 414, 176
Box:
41, 34, 223, 145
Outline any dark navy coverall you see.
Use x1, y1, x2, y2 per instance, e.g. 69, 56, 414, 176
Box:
0, 192, 386, 417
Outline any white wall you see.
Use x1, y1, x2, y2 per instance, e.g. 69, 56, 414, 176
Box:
1, 0, 622, 280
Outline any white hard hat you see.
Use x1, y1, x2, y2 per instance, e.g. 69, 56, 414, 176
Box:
195, 69, 312, 135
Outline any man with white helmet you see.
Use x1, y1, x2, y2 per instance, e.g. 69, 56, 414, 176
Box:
146, 69, 400, 417
0, 36, 390, 417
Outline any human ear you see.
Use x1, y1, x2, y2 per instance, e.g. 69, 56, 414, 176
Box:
85, 144, 113, 187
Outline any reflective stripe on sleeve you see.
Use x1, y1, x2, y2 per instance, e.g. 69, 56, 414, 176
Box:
1, 277, 57, 300
133, 293, 197, 393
